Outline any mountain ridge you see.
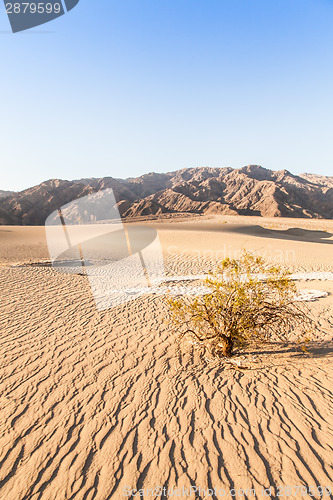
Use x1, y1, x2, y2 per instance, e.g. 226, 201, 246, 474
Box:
1, 165, 332, 224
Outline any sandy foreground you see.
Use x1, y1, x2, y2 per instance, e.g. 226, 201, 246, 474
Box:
0, 216, 332, 500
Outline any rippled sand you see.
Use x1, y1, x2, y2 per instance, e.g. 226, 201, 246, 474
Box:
0, 216, 332, 499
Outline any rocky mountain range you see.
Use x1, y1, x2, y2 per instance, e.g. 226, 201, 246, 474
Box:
1, 165, 333, 225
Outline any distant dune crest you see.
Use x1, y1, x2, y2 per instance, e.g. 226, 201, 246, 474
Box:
1, 165, 333, 225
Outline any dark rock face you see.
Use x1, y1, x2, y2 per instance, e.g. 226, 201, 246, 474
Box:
1, 166, 332, 225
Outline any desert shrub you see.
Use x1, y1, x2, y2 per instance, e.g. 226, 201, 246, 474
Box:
168, 251, 313, 358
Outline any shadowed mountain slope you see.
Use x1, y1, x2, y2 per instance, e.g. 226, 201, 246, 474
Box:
0, 165, 332, 224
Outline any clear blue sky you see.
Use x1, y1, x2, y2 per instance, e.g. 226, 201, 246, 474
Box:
1, 0, 333, 191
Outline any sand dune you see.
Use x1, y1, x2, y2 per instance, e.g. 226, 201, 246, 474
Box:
0, 217, 332, 499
